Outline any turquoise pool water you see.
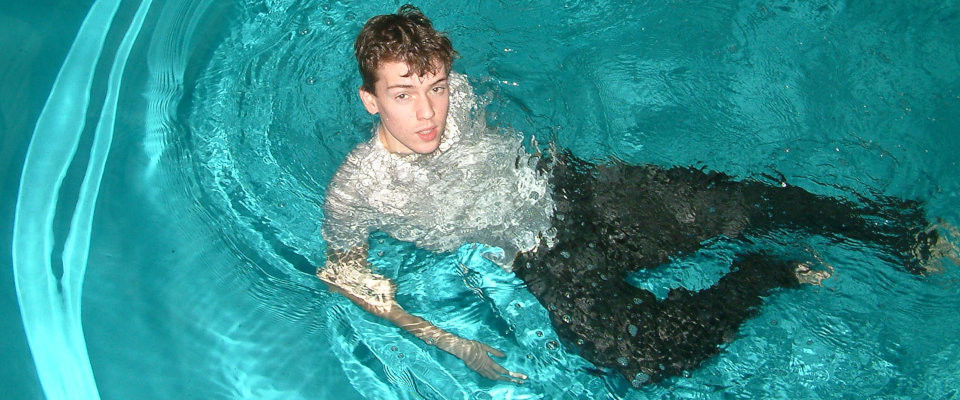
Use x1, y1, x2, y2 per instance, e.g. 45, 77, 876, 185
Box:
3, 1, 960, 399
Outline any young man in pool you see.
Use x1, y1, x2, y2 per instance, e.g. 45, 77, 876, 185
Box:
317, 4, 533, 383
318, 4, 958, 386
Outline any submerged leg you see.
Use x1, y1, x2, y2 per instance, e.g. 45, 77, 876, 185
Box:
733, 179, 941, 273
515, 248, 803, 386
547, 157, 753, 271
516, 157, 804, 385
518, 154, 948, 386
581, 155, 948, 274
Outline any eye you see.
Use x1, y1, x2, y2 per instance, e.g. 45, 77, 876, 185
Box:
432, 86, 447, 94
395, 93, 409, 101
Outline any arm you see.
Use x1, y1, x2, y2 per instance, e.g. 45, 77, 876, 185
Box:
317, 245, 527, 383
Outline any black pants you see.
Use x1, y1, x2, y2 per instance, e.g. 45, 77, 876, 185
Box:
513, 155, 939, 386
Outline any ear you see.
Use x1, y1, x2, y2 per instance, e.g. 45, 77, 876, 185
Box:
358, 88, 379, 115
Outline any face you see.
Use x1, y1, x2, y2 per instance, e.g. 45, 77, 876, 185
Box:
359, 60, 450, 155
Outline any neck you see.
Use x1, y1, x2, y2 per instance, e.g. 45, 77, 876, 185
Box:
376, 125, 409, 155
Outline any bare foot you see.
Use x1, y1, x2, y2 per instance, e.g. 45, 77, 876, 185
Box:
916, 220, 960, 274
794, 262, 832, 286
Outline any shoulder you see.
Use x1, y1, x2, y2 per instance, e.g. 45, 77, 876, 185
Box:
449, 72, 470, 94
331, 137, 381, 179
447, 72, 475, 116
326, 136, 398, 200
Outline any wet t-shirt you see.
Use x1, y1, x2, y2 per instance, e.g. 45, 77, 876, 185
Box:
321, 73, 555, 265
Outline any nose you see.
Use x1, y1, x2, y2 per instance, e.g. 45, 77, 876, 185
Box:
415, 95, 435, 120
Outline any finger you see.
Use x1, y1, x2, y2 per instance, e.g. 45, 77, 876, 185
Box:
484, 344, 506, 358
481, 370, 500, 381
481, 363, 525, 384
486, 358, 527, 384
488, 360, 509, 376
491, 371, 523, 384
468, 357, 502, 380
499, 372, 525, 385
508, 371, 528, 381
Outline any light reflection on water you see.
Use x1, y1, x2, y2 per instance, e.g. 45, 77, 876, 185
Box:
5, 0, 960, 399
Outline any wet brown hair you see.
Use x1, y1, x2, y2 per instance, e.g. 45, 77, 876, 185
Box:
354, 4, 457, 93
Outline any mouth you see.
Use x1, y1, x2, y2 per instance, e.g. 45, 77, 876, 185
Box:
416, 126, 438, 141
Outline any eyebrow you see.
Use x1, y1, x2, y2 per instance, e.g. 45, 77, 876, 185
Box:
386, 76, 448, 90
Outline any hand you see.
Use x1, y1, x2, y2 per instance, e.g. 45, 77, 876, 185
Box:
441, 336, 527, 383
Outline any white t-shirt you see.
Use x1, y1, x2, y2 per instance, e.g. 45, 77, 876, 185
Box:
321, 73, 555, 264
